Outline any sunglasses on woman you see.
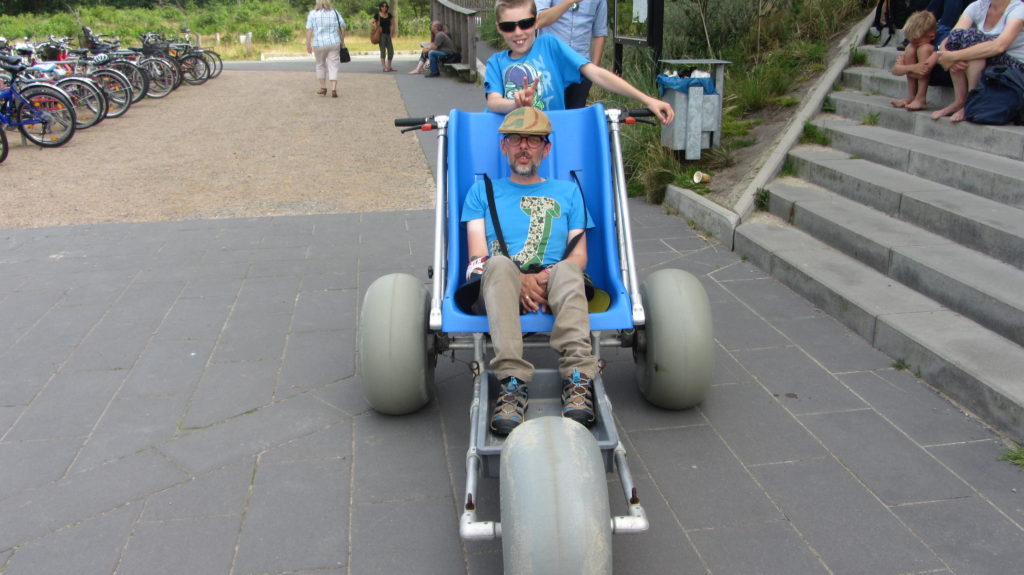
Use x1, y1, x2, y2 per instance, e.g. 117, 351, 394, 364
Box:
497, 17, 537, 33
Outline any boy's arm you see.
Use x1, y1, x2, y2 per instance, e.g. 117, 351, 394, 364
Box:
537, 0, 576, 29
579, 63, 674, 124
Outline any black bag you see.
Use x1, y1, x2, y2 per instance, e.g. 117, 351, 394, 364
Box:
871, 0, 930, 47
339, 47, 351, 63
964, 65, 1024, 125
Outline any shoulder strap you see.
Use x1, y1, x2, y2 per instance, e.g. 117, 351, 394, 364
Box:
561, 170, 587, 260
484, 174, 509, 257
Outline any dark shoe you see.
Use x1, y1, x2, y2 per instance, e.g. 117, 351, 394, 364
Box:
331, 90, 338, 98
490, 376, 529, 436
316, 88, 327, 96
561, 369, 596, 428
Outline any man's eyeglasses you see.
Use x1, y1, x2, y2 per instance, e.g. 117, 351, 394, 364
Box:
497, 17, 537, 33
504, 134, 549, 148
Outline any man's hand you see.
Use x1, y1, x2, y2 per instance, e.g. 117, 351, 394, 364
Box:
520, 271, 549, 313
514, 75, 541, 108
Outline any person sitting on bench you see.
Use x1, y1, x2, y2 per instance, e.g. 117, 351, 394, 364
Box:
461, 107, 598, 435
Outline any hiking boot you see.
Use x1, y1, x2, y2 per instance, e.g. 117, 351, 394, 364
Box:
561, 369, 596, 428
490, 376, 529, 436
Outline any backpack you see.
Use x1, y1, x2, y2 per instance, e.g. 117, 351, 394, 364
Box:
963, 64, 1024, 125
871, 0, 931, 46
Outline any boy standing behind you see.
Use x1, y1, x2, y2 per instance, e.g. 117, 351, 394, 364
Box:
484, 0, 673, 124
891, 11, 939, 111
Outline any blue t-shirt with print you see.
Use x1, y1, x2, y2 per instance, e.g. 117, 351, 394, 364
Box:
484, 34, 589, 111
461, 177, 594, 270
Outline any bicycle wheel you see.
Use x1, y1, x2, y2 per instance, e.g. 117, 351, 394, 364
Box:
178, 54, 209, 86
198, 50, 222, 79
105, 60, 149, 103
0, 127, 8, 164
138, 57, 175, 99
56, 77, 107, 130
88, 69, 132, 119
15, 83, 76, 147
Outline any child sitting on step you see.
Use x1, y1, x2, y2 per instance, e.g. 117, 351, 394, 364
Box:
890, 11, 939, 111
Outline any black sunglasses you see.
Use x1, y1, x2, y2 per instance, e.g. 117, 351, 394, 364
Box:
497, 17, 537, 33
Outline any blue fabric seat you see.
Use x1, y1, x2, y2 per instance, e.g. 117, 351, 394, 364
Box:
441, 104, 633, 333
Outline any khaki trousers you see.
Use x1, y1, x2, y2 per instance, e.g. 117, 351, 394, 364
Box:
481, 255, 597, 382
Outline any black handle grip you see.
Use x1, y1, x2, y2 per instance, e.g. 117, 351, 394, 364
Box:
394, 117, 431, 127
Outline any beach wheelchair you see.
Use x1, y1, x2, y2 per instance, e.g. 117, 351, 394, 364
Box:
358, 104, 714, 574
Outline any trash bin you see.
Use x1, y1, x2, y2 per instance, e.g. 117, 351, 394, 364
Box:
657, 59, 730, 161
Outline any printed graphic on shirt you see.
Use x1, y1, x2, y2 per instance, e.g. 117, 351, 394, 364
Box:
502, 62, 545, 110
490, 196, 561, 269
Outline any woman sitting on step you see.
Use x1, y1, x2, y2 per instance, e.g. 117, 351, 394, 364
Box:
930, 0, 1024, 122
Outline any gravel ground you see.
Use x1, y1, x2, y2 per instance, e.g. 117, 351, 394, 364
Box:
0, 69, 434, 230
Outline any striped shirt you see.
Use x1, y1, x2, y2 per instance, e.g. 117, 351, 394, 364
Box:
306, 9, 345, 48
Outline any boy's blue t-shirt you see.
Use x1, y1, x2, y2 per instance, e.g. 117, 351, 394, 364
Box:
484, 34, 589, 111
461, 177, 594, 270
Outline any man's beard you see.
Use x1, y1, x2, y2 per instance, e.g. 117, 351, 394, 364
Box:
508, 152, 538, 177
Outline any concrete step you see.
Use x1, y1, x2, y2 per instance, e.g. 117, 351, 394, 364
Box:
734, 220, 1024, 442
810, 116, 1024, 208
787, 145, 1024, 269
840, 65, 955, 107
763, 177, 1024, 346
826, 91, 1024, 161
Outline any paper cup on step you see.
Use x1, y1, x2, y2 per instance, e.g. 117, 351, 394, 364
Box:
693, 171, 712, 184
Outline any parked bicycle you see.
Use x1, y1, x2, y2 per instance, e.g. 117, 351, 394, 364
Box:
0, 53, 77, 148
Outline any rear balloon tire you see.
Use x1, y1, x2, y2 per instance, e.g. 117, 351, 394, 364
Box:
358, 273, 434, 415
500, 417, 612, 575
634, 268, 714, 409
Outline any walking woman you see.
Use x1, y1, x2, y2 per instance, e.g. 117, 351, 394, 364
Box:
305, 0, 347, 97
372, 2, 397, 72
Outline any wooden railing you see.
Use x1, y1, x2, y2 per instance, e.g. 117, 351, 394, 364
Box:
434, 0, 479, 74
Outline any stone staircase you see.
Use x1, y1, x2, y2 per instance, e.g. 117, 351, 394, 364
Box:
733, 42, 1024, 442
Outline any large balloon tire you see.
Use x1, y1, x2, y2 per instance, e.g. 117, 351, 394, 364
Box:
358, 273, 434, 415
635, 268, 714, 410
500, 417, 612, 575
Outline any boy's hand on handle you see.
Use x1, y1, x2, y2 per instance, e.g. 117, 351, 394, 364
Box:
646, 99, 675, 125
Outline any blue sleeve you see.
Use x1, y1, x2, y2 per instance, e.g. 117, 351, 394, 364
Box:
484, 54, 503, 97
593, 0, 608, 37
461, 181, 487, 223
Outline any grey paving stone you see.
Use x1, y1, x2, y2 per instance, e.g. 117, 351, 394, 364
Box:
211, 311, 291, 364
118, 515, 240, 575
840, 370, 994, 446
117, 338, 215, 398
927, 440, 1024, 525
0, 450, 188, 550
708, 296, 789, 352
4, 368, 123, 441
349, 497, 463, 575
0, 437, 80, 498
718, 276, 818, 322
310, 378, 372, 418
2, 504, 138, 575
260, 420, 353, 464
352, 408, 451, 503
700, 381, 825, 466
772, 313, 894, 374
69, 394, 190, 473
751, 457, 943, 575
234, 459, 350, 574
892, 497, 1024, 575
630, 426, 782, 530
161, 394, 345, 475
800, 409, 972, 505
732, 345, 868, 415
183, 359, 278, 429
141, 461, 252, 522
607, 476, 703, 573
597, 348, 707, 432
278, 330, 355, 398
291, 288, 355, 333
151, 291, 236, 343
688, 519, 829, 575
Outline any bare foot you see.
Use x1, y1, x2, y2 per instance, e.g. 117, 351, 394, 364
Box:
905, 99, 927, 111
950, 108, 966, 123
930, 102, 962, 120
891, 98, 909, 108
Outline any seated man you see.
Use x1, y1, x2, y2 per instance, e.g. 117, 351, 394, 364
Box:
461, 107, 598, 435
425, 20, 456, 78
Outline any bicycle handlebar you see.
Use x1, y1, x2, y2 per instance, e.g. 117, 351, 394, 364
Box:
394, 117, 431, 127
